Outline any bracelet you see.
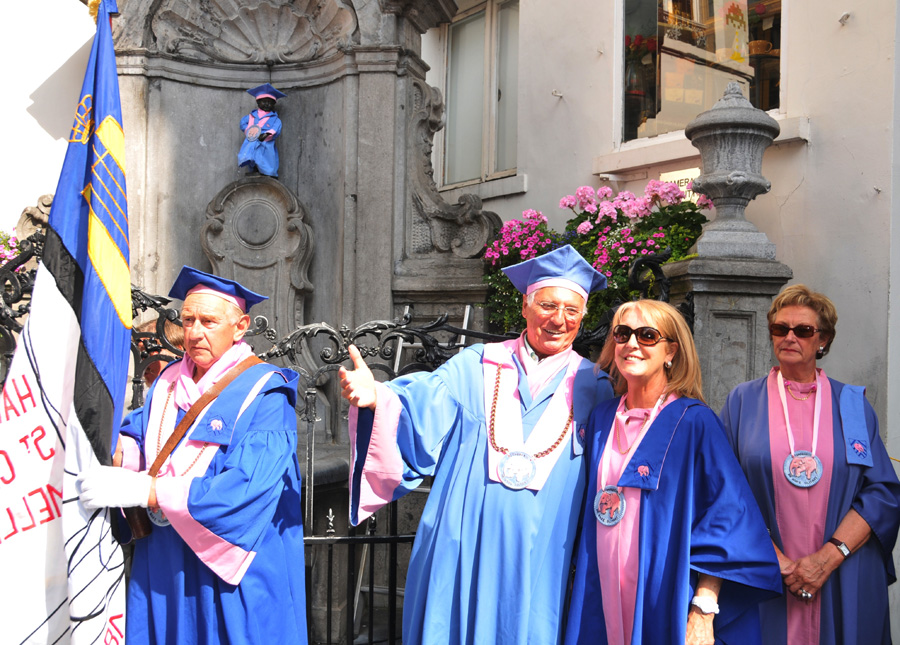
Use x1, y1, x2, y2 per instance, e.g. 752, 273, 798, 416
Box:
827, 537, 850, 559
690, 596, 720, 615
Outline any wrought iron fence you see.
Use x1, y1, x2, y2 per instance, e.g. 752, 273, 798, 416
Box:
0, 226, 689, 644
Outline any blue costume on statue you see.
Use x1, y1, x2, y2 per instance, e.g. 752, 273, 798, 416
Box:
238, 83, 285, 177
565, 397, 783, 645
721, 376, 900, 645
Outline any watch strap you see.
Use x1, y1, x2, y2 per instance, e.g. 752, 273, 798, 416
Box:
828, 537, 850, 558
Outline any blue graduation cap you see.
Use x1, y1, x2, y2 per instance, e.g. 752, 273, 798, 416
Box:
246, 83, 286, 101
169, 266, 268, 313
502, 245, 606, 301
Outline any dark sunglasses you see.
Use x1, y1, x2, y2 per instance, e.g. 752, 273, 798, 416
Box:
768, 323, 821, 338
612, 325, 672, 347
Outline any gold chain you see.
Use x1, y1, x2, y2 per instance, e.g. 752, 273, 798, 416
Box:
785, 382, 813, 402
155, 383, 211, 476
614, 412, 651, 455
488, 364, 574, 459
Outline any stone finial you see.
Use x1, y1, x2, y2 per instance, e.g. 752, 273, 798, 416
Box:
685, 82, 780, 259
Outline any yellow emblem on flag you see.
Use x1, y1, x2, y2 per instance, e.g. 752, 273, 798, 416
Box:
83, 187, 132, 328
68, 96, 95, 144
95, 115, 125, 173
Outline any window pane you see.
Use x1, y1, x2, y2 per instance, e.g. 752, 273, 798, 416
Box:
623, 0, 781, 142
494, 0, 519, 174
445, 12, 486, 185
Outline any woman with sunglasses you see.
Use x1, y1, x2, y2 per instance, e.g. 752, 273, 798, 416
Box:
566, 300, 781, 645
720, 284, 900, 644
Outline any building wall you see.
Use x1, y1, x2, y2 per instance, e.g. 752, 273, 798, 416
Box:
1, 0, 96, 232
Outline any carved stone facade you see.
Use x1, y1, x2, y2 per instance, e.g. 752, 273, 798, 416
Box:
115, 0, 495, 332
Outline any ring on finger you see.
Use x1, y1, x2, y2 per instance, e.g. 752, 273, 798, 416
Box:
799, 589, 812, 600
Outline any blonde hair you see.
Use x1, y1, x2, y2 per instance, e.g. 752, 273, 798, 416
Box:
768, 284, 837, 358
597, 300, 704, 403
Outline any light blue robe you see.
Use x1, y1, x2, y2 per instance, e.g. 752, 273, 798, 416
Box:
350, 343, 614, 645
238, 109, 282, 177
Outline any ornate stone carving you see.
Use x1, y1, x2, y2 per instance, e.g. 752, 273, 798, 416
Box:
200, 176, 314, 339
16, 194, 52, 240
409, 79, 501, 259
151, 0, 357, 65
684, 82, 781, 259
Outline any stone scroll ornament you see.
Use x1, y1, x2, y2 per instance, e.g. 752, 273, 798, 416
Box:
238, 83, 286, 178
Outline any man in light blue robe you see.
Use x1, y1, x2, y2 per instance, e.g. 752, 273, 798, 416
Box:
340, 245, 615, 644
78, 267, 307, 645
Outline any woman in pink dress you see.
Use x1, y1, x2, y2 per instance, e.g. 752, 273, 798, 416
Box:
567, 300, 781, 645
721, 285, 900, 644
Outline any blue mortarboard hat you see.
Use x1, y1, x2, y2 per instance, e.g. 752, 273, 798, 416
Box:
246, 83, 286, 101
502, 245, 606, 300
169, 266, 268, 313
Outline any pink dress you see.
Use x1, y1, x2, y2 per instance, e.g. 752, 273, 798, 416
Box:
595, 394, 675, 645
767, 368, 834, 645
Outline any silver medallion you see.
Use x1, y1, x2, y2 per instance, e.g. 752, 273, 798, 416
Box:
498, 451, 537, 490
783, 450, 823, 488
594, 485, 626, 527
245, 124, 261, 142
147, 506, 171, 527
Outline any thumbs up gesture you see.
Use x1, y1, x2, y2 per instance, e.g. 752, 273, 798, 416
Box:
339, 344, 377, 409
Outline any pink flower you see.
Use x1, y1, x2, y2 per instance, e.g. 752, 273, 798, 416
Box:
559, 195, 577, 209
597, 186, 613, 199
576, 220, 593, 234
697, 195, 715, 210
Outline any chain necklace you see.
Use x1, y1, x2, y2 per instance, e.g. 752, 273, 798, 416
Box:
785, 382, 813, 401
614, 412, 652, 455
155, 383, 211, 476
488, 364, 573, 458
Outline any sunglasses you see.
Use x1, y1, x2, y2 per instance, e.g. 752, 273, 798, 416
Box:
768, 323, 821, 338
612, 325, 672, 347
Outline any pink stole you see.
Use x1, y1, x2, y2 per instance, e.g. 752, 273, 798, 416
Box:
173, 342, 254, 411
595, 394, 675, 645
482, 337, 582, 491
766, 368, 834, 645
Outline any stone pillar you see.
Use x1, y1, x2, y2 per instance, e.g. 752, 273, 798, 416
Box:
664, 83, 792, 411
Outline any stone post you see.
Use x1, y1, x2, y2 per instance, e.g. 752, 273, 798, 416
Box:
664, 83, 793, 411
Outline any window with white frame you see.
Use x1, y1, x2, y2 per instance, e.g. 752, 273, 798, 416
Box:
442, 0, 519, 187
623, 0, 781, 143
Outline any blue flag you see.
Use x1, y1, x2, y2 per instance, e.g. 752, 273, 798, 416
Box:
0, 1, 130, 642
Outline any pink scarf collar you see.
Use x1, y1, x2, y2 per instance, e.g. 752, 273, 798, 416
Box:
172, 341, 255, 411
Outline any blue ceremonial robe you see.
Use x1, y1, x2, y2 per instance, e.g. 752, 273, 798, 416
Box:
238, 109, 282, 177
120, 361, 307, 645
350, 344, 614, 645
721, 376, 900, 645
565, 397, 782, 645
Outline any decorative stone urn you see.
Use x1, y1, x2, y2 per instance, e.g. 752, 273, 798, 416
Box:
684, 81, 781, 259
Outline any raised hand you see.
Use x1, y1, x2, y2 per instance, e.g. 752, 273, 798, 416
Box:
339, 344, 377, 410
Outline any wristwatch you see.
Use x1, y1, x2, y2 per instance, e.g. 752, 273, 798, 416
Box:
690, 596, 720, 615
828, 537, 850, 559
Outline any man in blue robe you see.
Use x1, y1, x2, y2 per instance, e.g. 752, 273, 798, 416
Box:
78, 267, 307, 645
340, 245, 615, 644
238, 83, 284, 177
